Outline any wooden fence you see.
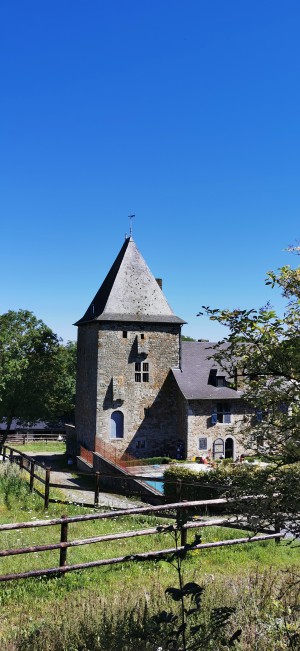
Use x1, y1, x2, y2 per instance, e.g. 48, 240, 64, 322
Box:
0, 499, 282, 583
1, 432, 65, 445
3, 445, 166, 508
3, 445, 52, 508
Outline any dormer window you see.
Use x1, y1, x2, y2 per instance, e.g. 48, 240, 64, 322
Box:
216, 376, 226, 387
208, 369, 227, 387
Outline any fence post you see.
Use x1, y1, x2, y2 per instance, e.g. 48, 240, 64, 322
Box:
94, 472, 100, 506
176, 479, 182, 502
175, 479, 188, 546
274, 518, 282, 544
29, 461, 35, 492
60, 515, 68, 568
44, 467, 51, 509
9, 449, 13, 463
2, 446, 6, 462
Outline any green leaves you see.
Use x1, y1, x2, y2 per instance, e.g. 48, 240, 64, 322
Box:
199, 256, 300, 466
0, 310, 76, 439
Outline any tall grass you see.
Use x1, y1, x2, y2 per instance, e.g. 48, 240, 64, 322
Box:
0, 464, 299, 650
8, 567, 300, 651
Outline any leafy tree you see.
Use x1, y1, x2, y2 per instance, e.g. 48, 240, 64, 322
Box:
198, 250, 300, 537
0, 310, 76, 443
199, 252, 300, 464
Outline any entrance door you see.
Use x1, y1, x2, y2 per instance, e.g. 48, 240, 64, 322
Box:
225, 437, 234, 459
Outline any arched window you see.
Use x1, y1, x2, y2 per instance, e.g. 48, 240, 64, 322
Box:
213, 438, 224, 459
110, 411, 124, 439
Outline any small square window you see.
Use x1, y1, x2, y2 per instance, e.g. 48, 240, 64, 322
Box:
216, 377, 226, 387
199, 437, 208, 451
135, 438, 146, 449
135, 361, 149, 382
141, 333, 145, 340
123, 331, 127, 339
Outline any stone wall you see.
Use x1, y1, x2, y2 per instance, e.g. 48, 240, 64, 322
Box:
75, 324, 98, 449
96, 322, 181, 457
186, 398, 247, 460
93, 452, 163, 504
65, 423, 77, 458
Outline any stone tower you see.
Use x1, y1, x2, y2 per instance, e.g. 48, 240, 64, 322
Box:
75, 236, 185, 458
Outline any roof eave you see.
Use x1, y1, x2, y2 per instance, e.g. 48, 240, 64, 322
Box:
75, 314, 186, 326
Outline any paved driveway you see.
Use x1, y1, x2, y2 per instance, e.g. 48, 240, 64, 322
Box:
28, 452, 142, 509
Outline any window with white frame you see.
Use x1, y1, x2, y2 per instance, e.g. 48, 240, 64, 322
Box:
135, 361, 149, 382
212, 402, 231, 425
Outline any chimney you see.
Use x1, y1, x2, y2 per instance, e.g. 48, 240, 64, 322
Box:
156, 278, 163, 289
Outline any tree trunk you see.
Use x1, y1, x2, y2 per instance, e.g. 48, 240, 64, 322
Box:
0, 416, 13, 452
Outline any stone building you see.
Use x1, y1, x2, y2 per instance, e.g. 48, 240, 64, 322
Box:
74, 236, 246, 463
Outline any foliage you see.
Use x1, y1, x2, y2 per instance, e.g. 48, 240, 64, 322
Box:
0, 463, 40, 511
164, 463, 300, 536
0, 310, 76, 442
198, 255, 300, 464
147, 527, 241, 650
182, 335, 197, 341
128, 456, 173, 466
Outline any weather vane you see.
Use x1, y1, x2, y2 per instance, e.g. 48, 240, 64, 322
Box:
128, 214, 135, 237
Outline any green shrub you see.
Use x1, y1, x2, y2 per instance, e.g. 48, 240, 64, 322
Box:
164, 462, 300, 535
129, 456, 173, 466
0, 463, 38, 510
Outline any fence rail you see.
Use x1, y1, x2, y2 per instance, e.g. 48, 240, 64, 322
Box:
3, 445, 51, 508
0, 498, 282, 583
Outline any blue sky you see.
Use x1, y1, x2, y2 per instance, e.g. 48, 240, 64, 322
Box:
1, 1, 299, 342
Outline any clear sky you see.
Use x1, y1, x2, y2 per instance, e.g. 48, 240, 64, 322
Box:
1, 1, 299, 343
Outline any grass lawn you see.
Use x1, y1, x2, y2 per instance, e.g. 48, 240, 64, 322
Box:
0, 463, 299, 650
12, 441, 67, 454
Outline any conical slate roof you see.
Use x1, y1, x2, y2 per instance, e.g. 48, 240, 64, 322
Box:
75, 237, 185, 325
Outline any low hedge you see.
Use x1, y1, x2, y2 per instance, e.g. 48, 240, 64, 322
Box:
163, 462, 300, 524
163, 464, 244, 502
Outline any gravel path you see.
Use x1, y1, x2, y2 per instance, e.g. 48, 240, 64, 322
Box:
29, 453, 142, 510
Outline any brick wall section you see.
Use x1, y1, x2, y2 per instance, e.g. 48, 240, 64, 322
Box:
186, 398, 247, 460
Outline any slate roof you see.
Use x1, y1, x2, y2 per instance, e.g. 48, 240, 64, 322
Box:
75, 237, 185, 325
0, 419, 65, 432
172, 341, 243, 400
